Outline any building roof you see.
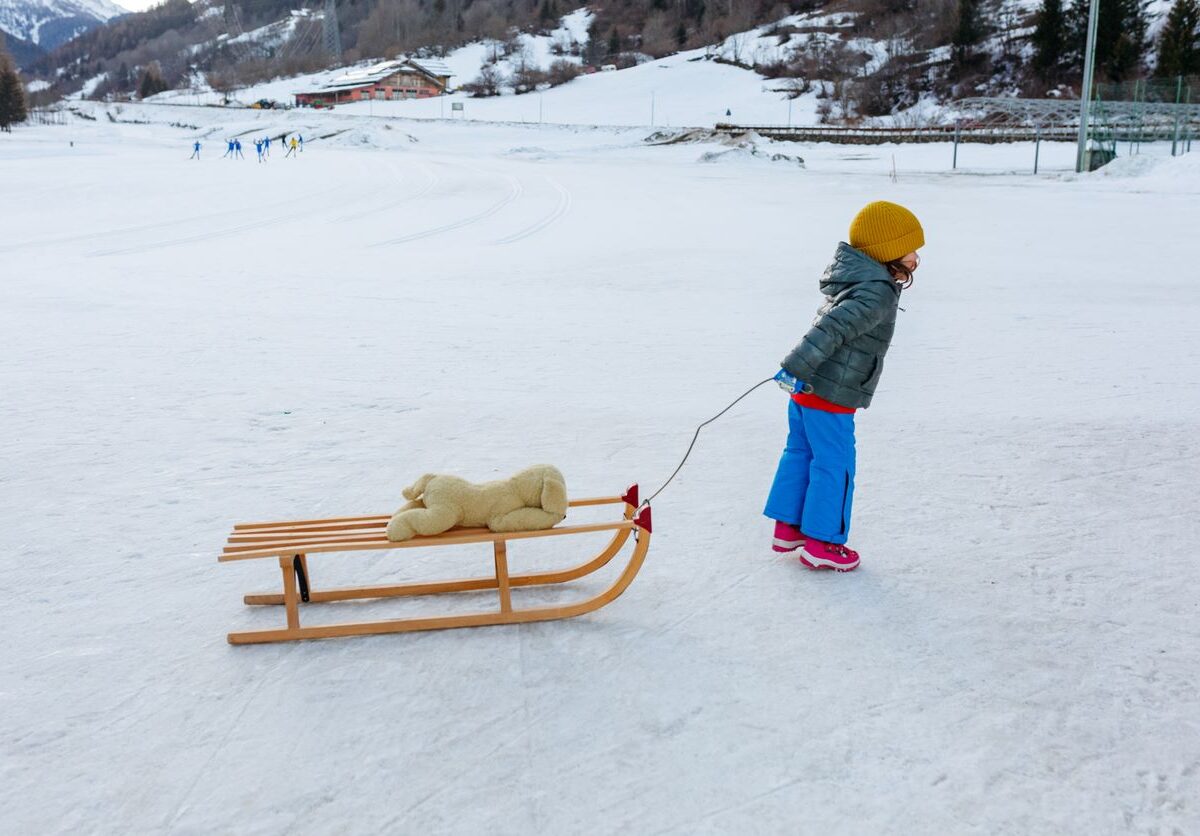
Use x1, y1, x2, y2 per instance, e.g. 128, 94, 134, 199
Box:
407, 58, 452, 78
297, 58, 453, 95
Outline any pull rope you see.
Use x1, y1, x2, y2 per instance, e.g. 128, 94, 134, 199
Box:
642, 377, 775, 506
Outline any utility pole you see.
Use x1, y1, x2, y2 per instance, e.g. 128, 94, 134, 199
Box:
1075, 0, 1100, 173
323, 0, 342, 62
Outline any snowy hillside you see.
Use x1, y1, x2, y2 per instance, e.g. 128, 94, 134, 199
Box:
146, 8, 825, 130
151, 44, 817, 129
0, 0, 125, 50
1, 97, 1198, 832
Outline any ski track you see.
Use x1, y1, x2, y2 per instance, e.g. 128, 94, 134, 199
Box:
333, 160, 440, 222
0, 182, 350, 255
493, 175, 572, 245
86, 167, 394, 258
371, 168, 523, 246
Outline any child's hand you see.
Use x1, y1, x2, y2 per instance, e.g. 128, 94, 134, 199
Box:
774, 369, 812, 394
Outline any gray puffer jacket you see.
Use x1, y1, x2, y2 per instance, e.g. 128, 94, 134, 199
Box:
780, 243, 902, 409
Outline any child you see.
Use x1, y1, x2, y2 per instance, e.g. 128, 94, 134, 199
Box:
764, 201, 924, 572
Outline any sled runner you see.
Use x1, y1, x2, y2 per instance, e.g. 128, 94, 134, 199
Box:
219, 485, 651, 644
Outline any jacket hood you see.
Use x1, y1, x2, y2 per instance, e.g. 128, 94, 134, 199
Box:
820, 242, 897, 296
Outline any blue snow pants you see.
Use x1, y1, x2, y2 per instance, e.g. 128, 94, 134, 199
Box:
763, 400, 856, 544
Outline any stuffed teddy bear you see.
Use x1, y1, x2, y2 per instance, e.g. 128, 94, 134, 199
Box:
386, 465, 569, 542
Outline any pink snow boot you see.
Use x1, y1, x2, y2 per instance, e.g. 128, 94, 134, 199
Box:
772, 521, 805, 553
799, 539, 860, 572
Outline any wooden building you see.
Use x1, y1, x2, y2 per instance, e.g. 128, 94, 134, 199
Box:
294, 59, 452, 107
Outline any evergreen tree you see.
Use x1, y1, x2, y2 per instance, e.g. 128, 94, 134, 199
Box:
138, 62, 169, 99
115, 61, 132, 91
952, 0, 985, 65
0, 50, 28, 132
1032, 0, 1069, 82
1068, 0, 1149, 82
1156, 0, 1200, 78
1109, 0, 1149, 80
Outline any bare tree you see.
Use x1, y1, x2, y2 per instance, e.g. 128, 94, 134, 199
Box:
462, 62, 504, 96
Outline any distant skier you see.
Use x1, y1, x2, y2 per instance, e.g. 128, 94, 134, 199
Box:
766, 201, 925, 573
286, 136, 299, 158
264, 135, 271, 157
234, 139, 245, 160
297, 133, 304, 152
190, 140, 201, 160
223, 139, 235, 159
255, 139, 264, 162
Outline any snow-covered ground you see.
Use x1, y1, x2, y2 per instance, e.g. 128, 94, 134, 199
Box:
2, 104, 1199, 833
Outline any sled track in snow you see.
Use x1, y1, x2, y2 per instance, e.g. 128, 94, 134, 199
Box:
493, 176, 571, 245
372, 170, 523, 247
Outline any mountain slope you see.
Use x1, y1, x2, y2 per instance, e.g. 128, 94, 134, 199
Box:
0, 0, 126, 52
1, 28, 45, 67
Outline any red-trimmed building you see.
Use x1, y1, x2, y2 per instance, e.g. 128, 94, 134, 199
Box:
294, 59, 452, 107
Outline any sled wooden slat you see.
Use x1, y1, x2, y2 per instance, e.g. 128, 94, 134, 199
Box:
225, 530, 390, 547
242, 522, 635, 605
230, 521, 390, 537
234, 513, 388, 531
220, 520, 635, 561
233, 495, 626, 532
228, 526, 386, 541
220, 485, 651, 644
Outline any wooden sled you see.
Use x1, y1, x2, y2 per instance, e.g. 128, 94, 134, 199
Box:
219, 485, 651, 645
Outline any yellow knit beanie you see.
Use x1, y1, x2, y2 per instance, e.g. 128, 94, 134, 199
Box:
849, 201, 925, 263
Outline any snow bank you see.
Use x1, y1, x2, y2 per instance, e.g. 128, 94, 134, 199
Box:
1086, 149, 1200, 192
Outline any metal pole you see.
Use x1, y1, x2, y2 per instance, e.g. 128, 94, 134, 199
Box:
1136, 79, 1145, 155
1128, 79, 1138, 156
1171, 75, 1183, 156
1034, 126, 1041, 174
1188, 84, 1194, 153
1076, 0, 1100, 173
953, 120, 960, 169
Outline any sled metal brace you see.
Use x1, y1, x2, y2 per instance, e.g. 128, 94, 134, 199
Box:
292, 554, 310, 603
